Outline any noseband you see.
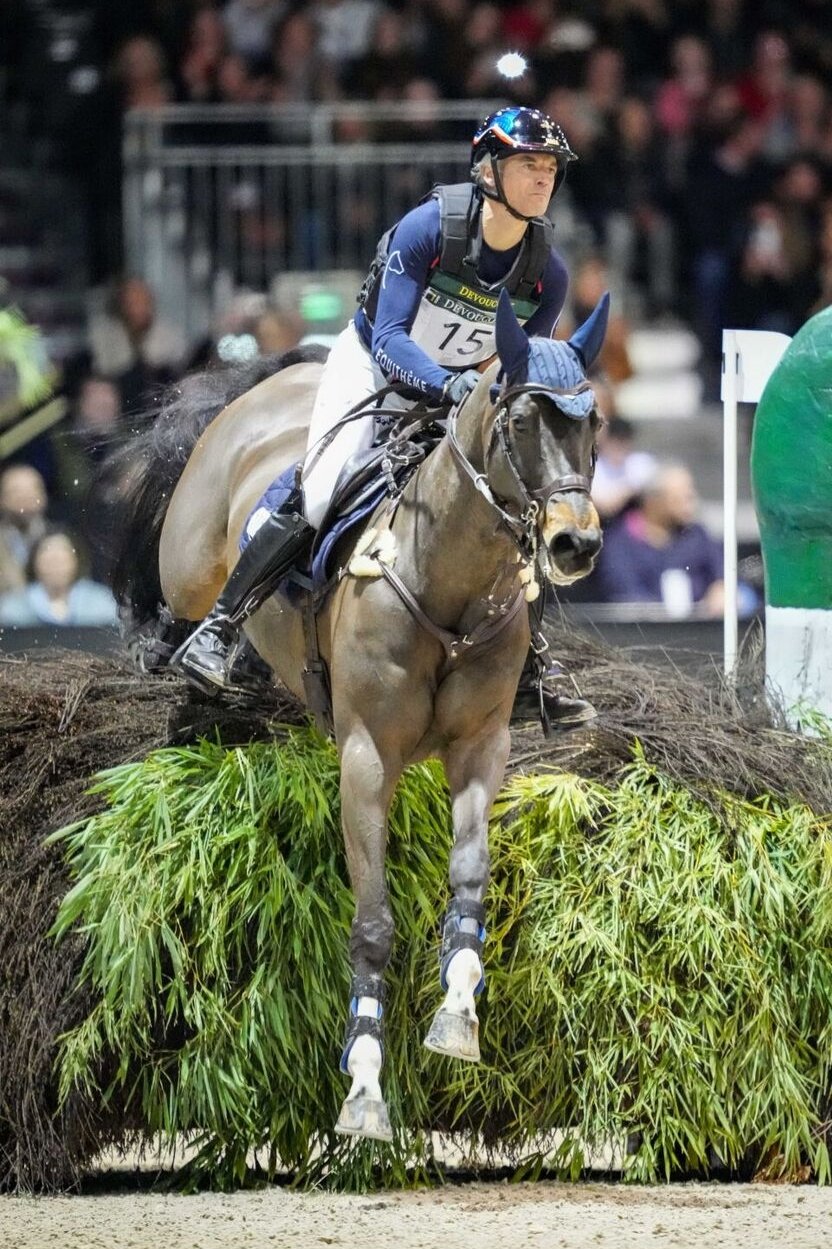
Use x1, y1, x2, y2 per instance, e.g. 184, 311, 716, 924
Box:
446, 379, 598, 559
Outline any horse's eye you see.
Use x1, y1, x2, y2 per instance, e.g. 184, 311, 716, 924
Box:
511, 409, 533, 432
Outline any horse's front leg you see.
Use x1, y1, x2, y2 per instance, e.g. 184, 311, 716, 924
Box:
425, 723, 511, 1062
335, 724, 399, 1143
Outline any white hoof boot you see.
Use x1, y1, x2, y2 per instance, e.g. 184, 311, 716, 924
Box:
335, 1032, 393, 1142
424, 948, 482, 1062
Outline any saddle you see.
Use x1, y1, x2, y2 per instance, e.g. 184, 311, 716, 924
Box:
238, 408, 445, 731
241, 413, 443, 595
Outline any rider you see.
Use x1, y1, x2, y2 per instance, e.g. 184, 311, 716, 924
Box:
171, 105, 596, 730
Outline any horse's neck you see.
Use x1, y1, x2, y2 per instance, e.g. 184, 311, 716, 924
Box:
395, 392, 523, 630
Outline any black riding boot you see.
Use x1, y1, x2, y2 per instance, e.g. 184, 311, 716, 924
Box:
169, 504, 314, 694
511, 652, 597, 735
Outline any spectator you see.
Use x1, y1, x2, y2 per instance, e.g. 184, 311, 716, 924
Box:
63, 34, 173, 280
269, 10, 336, 102
88, 277, 187, 410
599, 0, 670, 89
0, 463, 49, 590
690, 0, 750, 79
785, 74, 829, 156
591, 416, 658, 522
563, 257, 633, 384
655, 34, 713, 142
223, 0, 286, 66
728, 199, 804, 335
790, 0, 832, 83
51, 376, 126, 581
617, 96, 676, 315
0, 528, 119, 627
180, 6, 228, 101
310, 0, 382, 70
216, 52, 262, 103
114, 34, 173, 112
343, 10, 422, 101
502, 0, 553, 55
420, 0, 471, 99
582, 45, 626, 133
735, 30, 793, 160
460, 3, 516, 100
590, 463, 728, 617
683, 114, 766, 360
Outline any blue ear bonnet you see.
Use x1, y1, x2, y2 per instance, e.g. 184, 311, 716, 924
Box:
527, 340, 595, 419
493, 286, 606, 421
492, 340, 596, 420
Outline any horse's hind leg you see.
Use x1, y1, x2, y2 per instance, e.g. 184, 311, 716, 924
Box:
334, 725, 398, 1143
425, 726, 511, 1062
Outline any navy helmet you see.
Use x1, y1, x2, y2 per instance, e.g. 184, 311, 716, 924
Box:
472, 107, 577, 210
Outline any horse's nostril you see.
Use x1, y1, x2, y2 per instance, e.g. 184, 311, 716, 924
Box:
551, 529, 602, 562
551, 532, 578, 559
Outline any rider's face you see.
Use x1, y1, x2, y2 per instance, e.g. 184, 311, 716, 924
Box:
497, 153, 558, 216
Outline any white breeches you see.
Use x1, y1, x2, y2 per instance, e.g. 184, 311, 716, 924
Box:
302, 321, 413, 529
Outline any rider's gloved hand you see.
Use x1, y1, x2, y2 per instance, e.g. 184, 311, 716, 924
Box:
441, 369, 480, 406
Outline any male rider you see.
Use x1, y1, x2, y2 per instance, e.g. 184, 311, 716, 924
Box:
171, 106, 596, 731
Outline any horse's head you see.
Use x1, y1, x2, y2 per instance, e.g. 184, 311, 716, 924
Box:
482, 288, 606, 585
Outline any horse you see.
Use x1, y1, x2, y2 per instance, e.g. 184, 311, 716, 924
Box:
113, 289, 606, 1143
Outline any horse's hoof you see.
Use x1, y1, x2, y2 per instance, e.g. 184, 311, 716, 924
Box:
423, 1008, 481, 1062
334, 1095, 393, 1143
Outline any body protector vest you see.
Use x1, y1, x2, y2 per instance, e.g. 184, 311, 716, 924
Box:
358, 184, 554, 369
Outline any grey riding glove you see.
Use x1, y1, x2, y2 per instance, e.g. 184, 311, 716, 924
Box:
441, 369, 480, 406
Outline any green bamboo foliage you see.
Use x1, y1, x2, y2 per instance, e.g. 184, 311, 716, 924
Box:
50, 728, 832, 1189
0, 306, 51, 407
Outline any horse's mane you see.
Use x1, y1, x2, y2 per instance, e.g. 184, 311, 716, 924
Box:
111, 344, 329, 630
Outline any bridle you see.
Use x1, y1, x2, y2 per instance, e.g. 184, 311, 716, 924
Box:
329, 374, 600, 667
446, 378, 599, 562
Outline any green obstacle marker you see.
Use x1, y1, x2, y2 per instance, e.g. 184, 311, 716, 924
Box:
750, 305, 832, 722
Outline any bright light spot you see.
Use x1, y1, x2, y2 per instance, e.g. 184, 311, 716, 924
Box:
496, 52, 528, 80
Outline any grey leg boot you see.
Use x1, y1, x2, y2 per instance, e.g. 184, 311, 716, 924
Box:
169, 505, 314, 694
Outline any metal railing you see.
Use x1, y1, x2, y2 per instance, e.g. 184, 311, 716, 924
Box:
123, 101, 502, 341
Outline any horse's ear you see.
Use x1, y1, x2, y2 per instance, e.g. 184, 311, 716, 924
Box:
568, 291, 610, 371
495, 288, 529, 378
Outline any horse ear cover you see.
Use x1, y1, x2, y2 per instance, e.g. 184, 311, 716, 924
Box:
567, 291, 610, 371
495, 287, 530, 380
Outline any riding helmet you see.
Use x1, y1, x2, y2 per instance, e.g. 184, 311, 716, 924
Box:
472, 106, 577, 203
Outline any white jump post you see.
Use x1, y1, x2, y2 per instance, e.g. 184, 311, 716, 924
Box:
720, 329, 791, 676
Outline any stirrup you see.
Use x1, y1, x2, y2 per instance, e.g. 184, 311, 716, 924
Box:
541, 690, 597, 730
340, 974, 386, 1074
439, 898, 486, 996
168, 615, 243, 693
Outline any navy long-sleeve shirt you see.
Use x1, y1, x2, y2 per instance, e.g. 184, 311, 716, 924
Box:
354, 198, 569, 402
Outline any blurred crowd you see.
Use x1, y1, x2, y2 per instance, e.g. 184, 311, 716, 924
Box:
23, 0, 830, 348
3, 0, 829, 625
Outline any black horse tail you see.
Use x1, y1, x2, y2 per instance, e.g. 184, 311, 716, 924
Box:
111, 344, 328, 635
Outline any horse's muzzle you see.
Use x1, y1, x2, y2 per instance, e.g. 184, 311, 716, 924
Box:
539, 496, 602, 583
546, 524, 603, 581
